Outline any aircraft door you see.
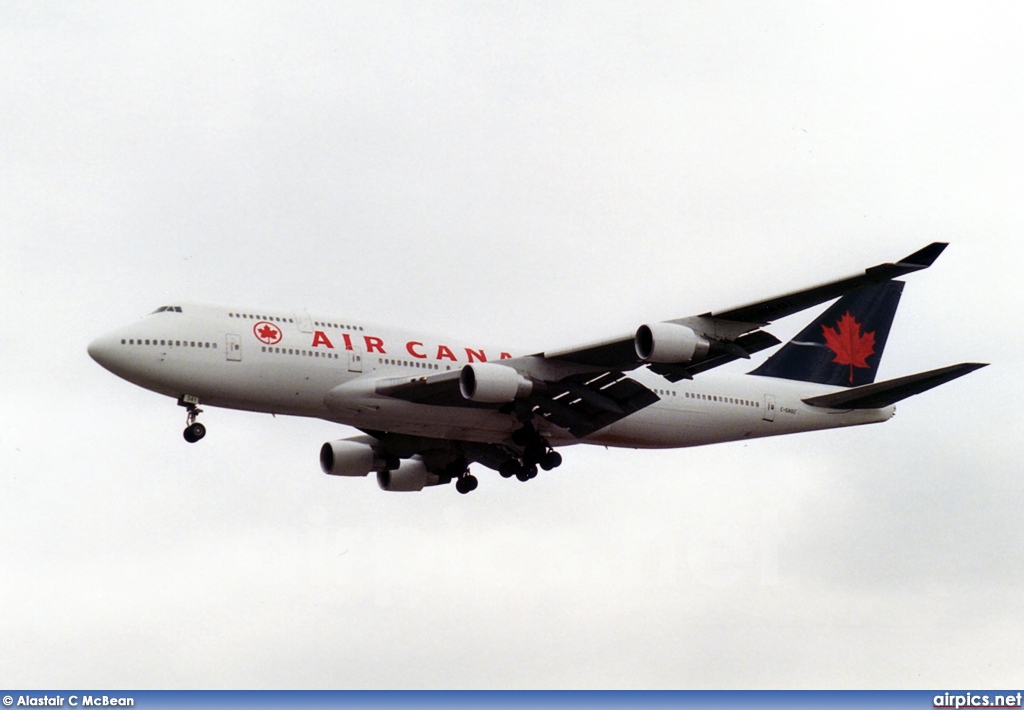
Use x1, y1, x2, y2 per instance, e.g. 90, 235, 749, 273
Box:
226, 334, 242, 361
762, 394, 776, 422
295, 312, 313, 333
348, 347, 363, 373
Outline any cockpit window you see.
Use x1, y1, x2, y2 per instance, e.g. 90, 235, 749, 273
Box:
150, 306, 183, 314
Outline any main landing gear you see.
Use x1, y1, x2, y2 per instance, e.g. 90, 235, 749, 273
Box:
443, 456, 479, 495
178, 396, 206, 443
499, 426, 562, 483
455, 473, 479, 495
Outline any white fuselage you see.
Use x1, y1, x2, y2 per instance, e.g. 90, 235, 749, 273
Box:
87, 304, 893, 450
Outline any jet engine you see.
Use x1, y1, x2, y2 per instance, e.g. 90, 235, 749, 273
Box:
376, 458, 442, 492
459, 362, 533, 403
319, 437, 385, 477
634, 322, 711, 364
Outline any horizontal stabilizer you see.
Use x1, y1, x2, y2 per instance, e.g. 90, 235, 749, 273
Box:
802, 362, 987, 409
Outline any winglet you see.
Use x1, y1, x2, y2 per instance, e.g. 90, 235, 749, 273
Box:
866, 242, 948, 278
900, 242, 948, 268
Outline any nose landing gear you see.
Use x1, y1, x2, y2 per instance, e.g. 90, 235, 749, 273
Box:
183, 421, 206, 443
178, 396, 206, 443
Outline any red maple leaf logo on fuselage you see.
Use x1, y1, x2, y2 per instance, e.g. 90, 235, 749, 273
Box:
821, 311, 876, 384
254, 321, 282, 345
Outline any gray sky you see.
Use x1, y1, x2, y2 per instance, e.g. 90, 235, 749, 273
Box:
1, 1, 1022, 688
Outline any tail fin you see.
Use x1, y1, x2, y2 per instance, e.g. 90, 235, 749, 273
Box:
749, 281, 903, 387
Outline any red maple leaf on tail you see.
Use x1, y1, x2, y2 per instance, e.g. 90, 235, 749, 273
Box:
821, 311, 876, 384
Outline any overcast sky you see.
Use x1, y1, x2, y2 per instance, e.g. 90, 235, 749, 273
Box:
2, 1, 1022, 689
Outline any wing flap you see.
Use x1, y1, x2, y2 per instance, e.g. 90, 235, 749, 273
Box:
529, 371, 659, 438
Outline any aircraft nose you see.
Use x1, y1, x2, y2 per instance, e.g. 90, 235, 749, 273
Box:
87, 333, 119, 370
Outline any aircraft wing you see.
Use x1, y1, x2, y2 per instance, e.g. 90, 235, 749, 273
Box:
374, 370, 476, 408
372, 243, 950, 438
541, 242, 948, 371
704, 241, 947, 325
374, 368, 659, 438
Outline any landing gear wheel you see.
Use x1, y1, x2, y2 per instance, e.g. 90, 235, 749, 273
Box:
515, 464, 537, 482
499, 460, 518, 479
183, 422, 206, 443
540, 451, 562, 471
456, 474, 478, 494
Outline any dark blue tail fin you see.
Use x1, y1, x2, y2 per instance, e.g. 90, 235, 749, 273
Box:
749, 281, 904, 387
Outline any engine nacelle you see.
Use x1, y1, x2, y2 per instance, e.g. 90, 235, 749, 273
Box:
376, 458, 442, 492
459, 362, 533, 403
634, 322, 711, 364
319, 437, 383, 477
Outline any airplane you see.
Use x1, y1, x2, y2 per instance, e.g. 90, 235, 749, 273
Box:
88, 243, 985, 495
